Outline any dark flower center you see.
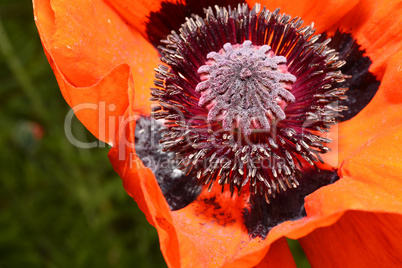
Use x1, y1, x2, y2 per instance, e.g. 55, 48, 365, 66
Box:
150, 4, 348, 204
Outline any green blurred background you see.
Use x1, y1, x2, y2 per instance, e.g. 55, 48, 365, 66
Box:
0, 0, 309, 267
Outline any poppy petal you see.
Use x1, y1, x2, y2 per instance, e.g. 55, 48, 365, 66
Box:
246, 0, 358, 33
33, 0, 159, 142
255, 125, 402, 262
335, 0, 402, 77
53, 63, 130, 144
254, 238, 296, 268
108, 111, 182, 268
34, 0, 151, 86
297, 126, 402, 267
169, 189, 300, 267
299, 212, 402, 267
339, 125, 402, 210
304, 125, 402, 222
104, 0, 173, 38
336, 50, 402, 162
109, 0, 357, 46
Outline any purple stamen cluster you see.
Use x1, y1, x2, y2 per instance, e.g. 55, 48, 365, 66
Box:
196, 41, 296, 135
151, 4, 348, 203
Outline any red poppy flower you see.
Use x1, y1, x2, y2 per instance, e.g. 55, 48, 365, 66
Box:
33, 0, 402, 267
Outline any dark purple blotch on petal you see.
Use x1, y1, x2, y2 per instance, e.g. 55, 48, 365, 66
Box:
135, 116, 202, 210
243, 169, 339, 238
325, 30, 380, 121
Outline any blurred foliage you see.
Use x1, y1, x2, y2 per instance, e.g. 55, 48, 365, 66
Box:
0, 0, 165, 267
0, 0, 309, 267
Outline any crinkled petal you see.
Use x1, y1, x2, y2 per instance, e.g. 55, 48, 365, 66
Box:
296, 125, 402, 266
299, 212, 402, 267
34, 0, 159, 142
171, 187, 261, 267
52, 63, 130, 144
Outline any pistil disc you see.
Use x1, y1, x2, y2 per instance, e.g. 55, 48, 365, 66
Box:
151, 4, 348, 203
196, 40, 296, 135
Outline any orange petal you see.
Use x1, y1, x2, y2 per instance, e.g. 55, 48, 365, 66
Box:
34, 0, 159, 142
322, 124, 402, 215
171, 187, 262, 267
54, 63, 130, 144
108, 108, 181, 268
335, 50, 402, 163
254, 238, 296, 268
34, 0, 156, 87
299, 212, 402, 267
246, 0, 358, 33
298, 126, 402, 265
267, 124, 402, 250
254, 126, 402, 261
105, 0, 177, 37
334, 0, 402, 77
339, 125, 402, 209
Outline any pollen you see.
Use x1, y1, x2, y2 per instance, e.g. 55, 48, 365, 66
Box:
196, 41, 296, 135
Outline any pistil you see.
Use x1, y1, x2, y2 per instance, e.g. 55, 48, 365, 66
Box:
196, 41, 296, 135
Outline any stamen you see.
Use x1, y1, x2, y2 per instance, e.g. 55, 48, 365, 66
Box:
151, 4, 348, 203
